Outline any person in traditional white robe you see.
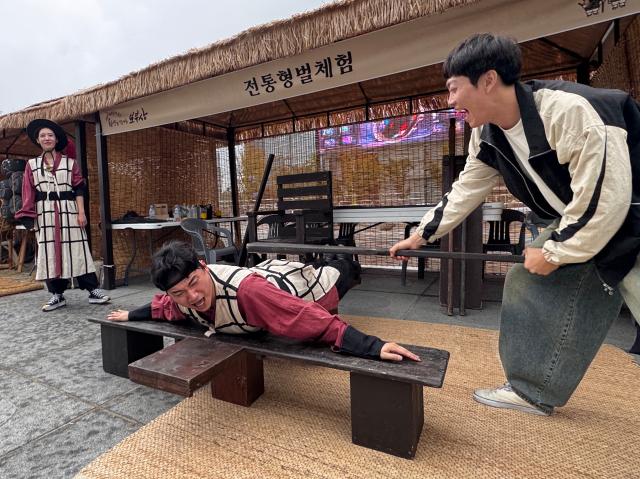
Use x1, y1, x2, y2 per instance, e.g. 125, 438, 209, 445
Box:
16, 119, 110, 311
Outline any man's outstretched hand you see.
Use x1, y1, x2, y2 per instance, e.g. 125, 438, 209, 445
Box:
380, 342, 421, 362
107, 309, 130, 322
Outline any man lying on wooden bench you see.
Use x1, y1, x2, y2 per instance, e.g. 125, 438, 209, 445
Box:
107, 240, 420, 362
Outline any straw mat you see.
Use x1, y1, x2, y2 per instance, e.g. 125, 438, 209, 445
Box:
0, 270, 42, 297
76, 316, 640, 479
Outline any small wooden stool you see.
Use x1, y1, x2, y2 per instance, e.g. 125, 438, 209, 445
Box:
16, 228, 36, 273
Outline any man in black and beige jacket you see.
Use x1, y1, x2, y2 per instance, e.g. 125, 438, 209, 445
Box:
391, 33, 640, 416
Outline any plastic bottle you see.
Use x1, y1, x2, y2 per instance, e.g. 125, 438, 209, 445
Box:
149, 204, 156, 219
173, 205, 181, 221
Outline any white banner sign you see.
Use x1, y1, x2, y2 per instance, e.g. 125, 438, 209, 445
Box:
100, 0, 640, 135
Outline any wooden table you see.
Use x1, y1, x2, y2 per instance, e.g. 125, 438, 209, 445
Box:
333, 205, 430, 225
111, 216, 247, 285
332, 205, 433, 246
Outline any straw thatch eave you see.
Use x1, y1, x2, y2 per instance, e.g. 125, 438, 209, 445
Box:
0, 0, 479, 130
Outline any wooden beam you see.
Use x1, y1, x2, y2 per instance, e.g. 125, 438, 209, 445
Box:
246, 242, 524, 262
538, 38, 586, 62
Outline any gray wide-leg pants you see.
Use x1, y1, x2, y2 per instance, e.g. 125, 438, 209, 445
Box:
499, 222, 623, 412
619, 255, 640, 324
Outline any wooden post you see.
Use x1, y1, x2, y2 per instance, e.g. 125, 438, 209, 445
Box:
227, 127, 240, 245
74, 121, 91, 250
100, 325, 164, 378
439, 155, 483, 310
94, 114, 115, 289
210, 351, 264, 407
350, 373, 423, 459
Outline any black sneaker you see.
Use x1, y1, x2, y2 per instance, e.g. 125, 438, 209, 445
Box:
42, 294, 66, 311
88, 289, 110, 304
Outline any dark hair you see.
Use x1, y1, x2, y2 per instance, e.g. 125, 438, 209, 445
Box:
443, 33, 521, 86
151, 241, 200, 291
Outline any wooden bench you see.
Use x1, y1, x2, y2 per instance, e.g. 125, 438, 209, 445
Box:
88, 317, 449, 459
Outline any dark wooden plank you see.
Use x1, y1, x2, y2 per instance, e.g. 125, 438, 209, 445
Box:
90, 318, 207, 340
278, 185, 330, 197
128, 338, 245, 397
89, 318, 449, 387
278, 199, 332, 211
277, 171, 331, 184
351, 372, 424, 459
216, 334, 449, 388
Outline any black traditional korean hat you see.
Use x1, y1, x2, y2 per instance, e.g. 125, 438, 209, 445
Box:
26, 119, 68, 152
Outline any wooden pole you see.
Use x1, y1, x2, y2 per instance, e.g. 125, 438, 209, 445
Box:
227, 127, 240, 245
94, 114, 115, 289
446, 118, 456, 315
237, 153, 276, 267
246, 242, 523, 262
75, 121, 91, 251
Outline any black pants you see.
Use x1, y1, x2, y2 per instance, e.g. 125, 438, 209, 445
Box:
319, 258, 362, 299
46, 272, 99, 295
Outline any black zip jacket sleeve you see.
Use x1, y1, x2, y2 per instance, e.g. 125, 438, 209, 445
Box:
127, 303, 152, 321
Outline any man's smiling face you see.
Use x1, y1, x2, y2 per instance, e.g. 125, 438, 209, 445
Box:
446, 74, 491, 128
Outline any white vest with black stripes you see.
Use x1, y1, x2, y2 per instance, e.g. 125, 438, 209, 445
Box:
178, 259, 340, 336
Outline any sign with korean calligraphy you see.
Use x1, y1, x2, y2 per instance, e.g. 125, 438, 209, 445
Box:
100, 0, 640, 135
105, 108, 149, 129
243, 52, 353, 98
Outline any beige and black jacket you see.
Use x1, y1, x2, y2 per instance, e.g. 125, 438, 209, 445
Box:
415, 80, 640, 287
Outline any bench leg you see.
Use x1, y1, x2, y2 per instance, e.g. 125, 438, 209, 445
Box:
210, 351, 264, 407
100, 325, 164, 378
350, 373, 424, 459
418, 257, 425, 279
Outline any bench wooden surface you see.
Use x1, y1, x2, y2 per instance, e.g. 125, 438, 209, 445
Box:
89, 317, 449, 387
89, 316, 450, 459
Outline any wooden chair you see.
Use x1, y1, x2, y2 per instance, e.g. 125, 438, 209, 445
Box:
247, 172, 334, 258
180, 218, 239, 264
524, 210, 554, 240
400, 222, 441, 286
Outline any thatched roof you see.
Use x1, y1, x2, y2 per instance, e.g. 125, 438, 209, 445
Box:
0, 0, 478, 130
196, 20, 615, 132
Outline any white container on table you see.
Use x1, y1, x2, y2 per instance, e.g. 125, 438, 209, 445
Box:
482, 202, 504, 221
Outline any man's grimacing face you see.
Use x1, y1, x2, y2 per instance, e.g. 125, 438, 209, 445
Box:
167, 265, 215, 312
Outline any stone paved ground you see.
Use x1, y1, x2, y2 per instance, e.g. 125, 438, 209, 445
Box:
0, 269, 637, 478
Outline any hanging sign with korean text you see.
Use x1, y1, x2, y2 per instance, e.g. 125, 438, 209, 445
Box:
100, 0, 640, 135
